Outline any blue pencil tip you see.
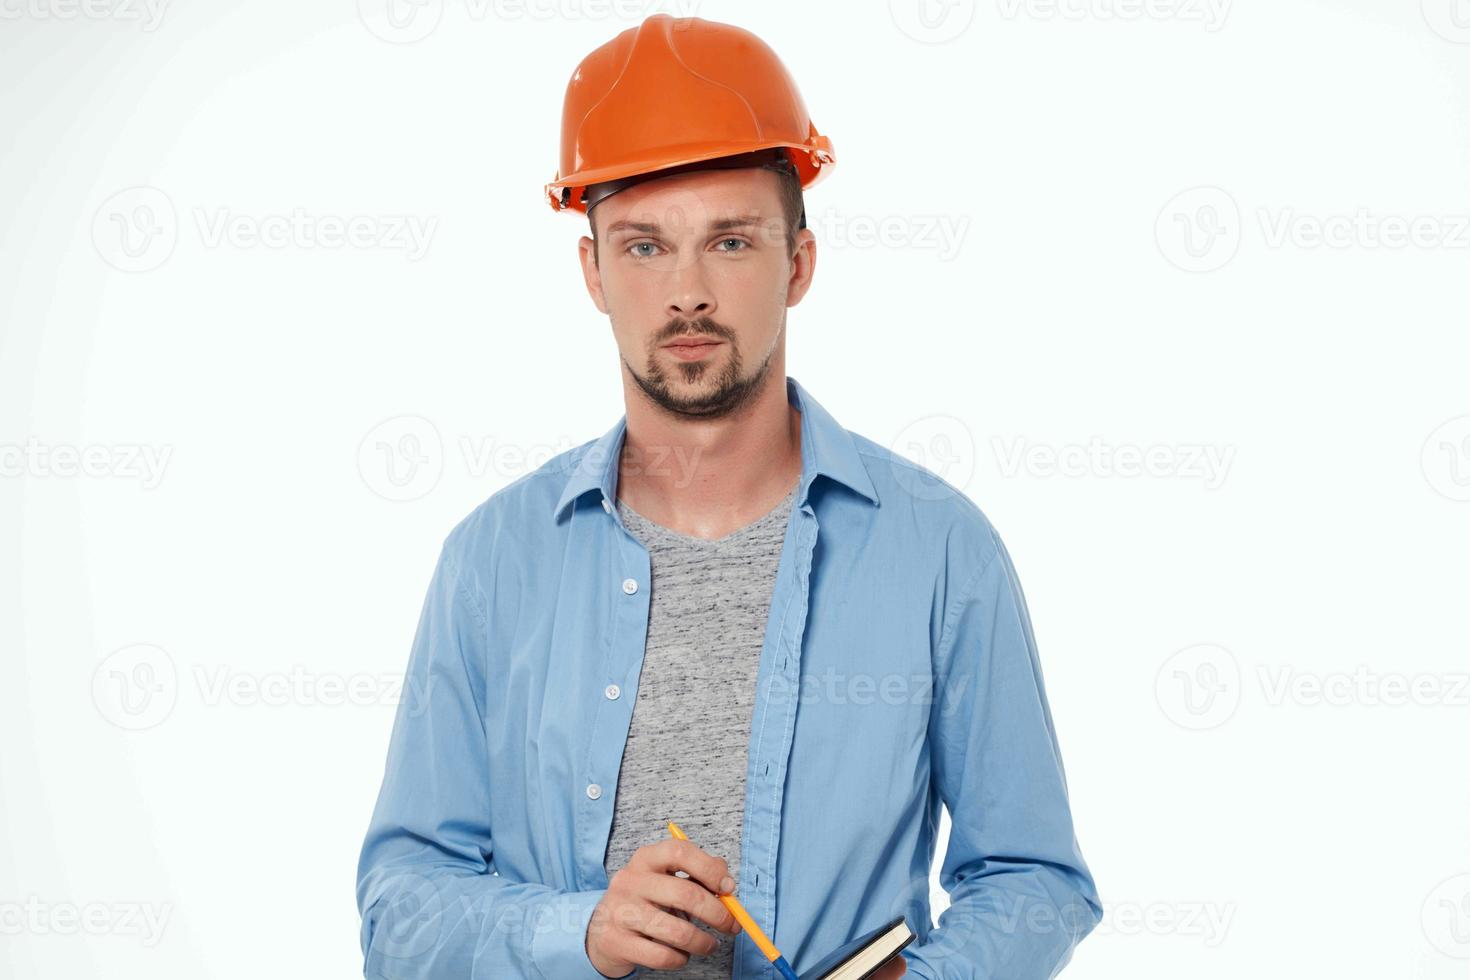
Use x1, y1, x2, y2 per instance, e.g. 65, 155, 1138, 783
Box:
773, 956, 800, 980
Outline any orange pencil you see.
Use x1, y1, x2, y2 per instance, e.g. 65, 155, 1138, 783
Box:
666, 820, 801, 980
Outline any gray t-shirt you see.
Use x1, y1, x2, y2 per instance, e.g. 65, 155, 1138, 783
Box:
602, 479, 800, 978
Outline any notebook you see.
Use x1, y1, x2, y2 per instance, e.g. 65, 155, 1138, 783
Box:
797, 915, 914, 980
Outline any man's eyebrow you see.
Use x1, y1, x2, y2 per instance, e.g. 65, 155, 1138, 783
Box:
708, 214, 766, 233
603, 214, 769, 237
603, 219, 659, 237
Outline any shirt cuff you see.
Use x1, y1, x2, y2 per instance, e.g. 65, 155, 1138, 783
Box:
530, 888, 633, 980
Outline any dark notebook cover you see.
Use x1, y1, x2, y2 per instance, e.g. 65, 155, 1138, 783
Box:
796, 915, 914, 980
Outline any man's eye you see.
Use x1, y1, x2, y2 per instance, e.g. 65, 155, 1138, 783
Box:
716, 238, 748, 252
628, 242, 659, 258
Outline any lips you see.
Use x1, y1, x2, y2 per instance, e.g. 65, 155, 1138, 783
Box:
662, 338, 723, 360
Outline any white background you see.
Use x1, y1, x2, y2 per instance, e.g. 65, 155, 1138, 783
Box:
3, 1, 1469, 977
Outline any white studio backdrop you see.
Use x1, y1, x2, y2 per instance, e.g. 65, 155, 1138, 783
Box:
3, 1, 1469, 977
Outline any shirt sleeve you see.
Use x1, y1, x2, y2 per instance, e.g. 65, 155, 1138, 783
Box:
900, 528, 1102, 980
355, 538, 621, 980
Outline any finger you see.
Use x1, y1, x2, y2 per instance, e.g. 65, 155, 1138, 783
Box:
614, 931, 694, 973
634, 902, 724, 958
641, 839, 734, 896
643, 875, 740, 935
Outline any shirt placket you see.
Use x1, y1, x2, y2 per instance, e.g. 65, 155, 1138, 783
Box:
578, 493, 653, 890
734, 496, 820, 980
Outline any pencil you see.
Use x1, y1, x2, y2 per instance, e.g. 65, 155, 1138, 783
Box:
666, 820, 801, 980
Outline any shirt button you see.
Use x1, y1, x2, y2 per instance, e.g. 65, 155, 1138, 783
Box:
602, 498, 612, 514
605, 684, 621, 700
621, 578, 638, 595
586, 783, 603, 800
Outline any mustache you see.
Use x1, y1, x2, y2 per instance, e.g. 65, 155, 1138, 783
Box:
656, 316, 735, 345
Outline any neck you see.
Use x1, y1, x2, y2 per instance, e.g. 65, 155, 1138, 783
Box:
616, 361, 802, 540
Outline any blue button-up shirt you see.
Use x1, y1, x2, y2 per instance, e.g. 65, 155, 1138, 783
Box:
357, 376, 1100, 980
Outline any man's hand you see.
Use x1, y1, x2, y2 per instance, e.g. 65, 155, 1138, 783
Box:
871, 956, 908, 980
586, 839, 741, 977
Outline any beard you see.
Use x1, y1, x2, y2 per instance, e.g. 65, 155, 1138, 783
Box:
624, 314, 776, 420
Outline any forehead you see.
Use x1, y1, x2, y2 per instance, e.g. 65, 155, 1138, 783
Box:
594, 166, 783, 236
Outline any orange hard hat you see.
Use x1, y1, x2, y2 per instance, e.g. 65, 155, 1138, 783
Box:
545, 14, 835, 216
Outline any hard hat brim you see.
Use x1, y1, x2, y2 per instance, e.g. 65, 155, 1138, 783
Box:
545, 135, 834, 214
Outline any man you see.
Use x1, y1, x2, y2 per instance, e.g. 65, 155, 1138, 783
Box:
356, 14, 1100, 980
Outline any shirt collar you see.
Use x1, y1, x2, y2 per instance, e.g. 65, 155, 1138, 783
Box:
552, 375, 880, 522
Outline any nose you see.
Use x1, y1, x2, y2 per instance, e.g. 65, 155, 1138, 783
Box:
664, 255, 716, 323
